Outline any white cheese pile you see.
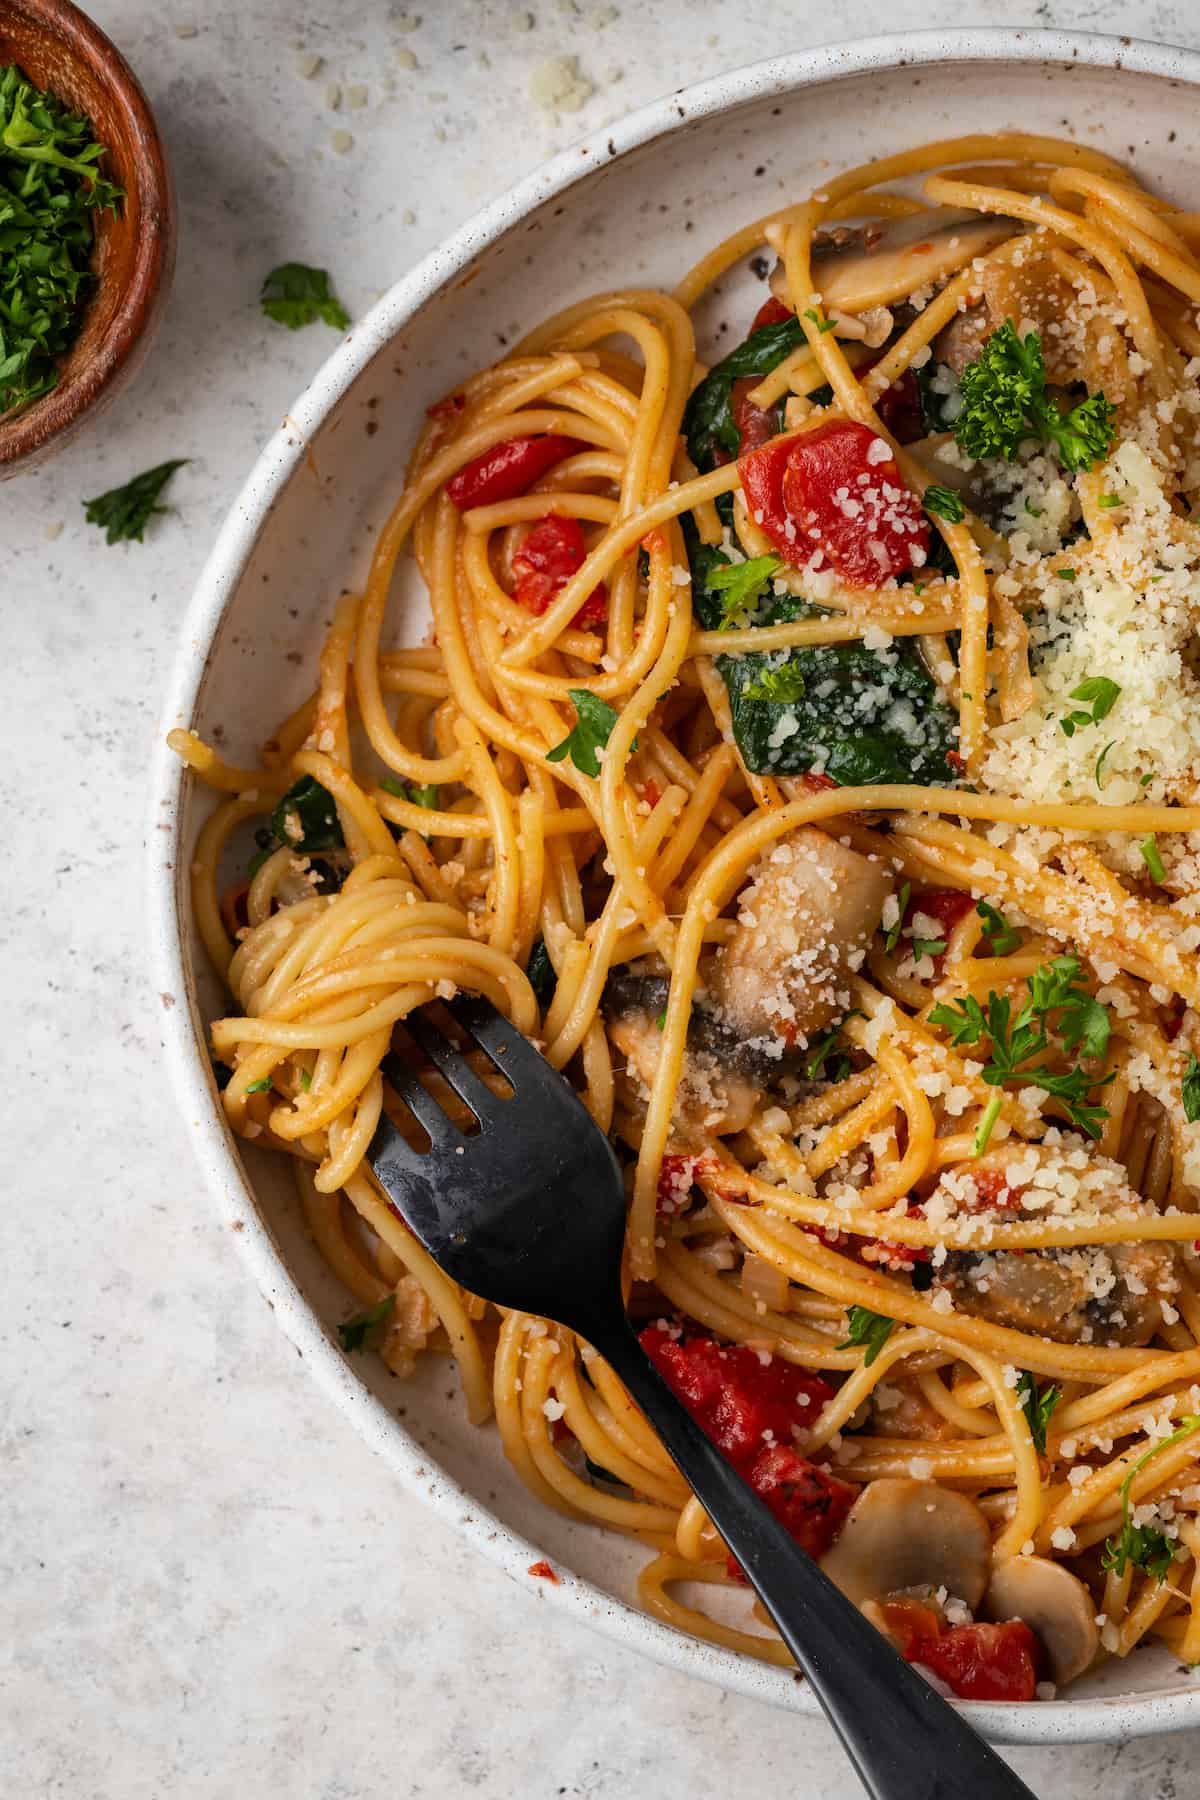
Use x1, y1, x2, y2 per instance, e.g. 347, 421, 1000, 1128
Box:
982, 440, 1200, 823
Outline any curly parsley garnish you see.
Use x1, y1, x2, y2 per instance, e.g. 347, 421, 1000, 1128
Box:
954, 320, 1117, 473
261, 262, 350, 330
929, 955, 1113, 1137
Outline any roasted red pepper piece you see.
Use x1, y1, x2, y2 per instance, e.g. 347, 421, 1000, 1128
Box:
446, 434, 585, 509
739, 420, 929, 586
510, 516, 607, 626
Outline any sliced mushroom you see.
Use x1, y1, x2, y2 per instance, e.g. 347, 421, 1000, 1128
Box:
768, 210, 1020, 317
707, 828, 893, 1047
928, 1147, 1179, 1348
819, 1478, 992, 1609
603, 969, 763, 1136
984, 1555, 1099, 1688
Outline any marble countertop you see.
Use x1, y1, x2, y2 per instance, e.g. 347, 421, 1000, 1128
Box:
7, 2, 1200, 1793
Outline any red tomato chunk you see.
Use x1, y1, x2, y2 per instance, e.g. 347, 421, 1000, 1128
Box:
639, 1328, 832, 1466
750, 295, 794, 333
914, 1620, 1039, 1703
739, 420, 929, 587
446, 434, 584, 509
860, 357, 923, 445
741, 1444, 855, 1559
731, 376, 779, 457
511, 517, 607, 626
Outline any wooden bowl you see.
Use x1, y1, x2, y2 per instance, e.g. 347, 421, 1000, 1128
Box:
0, 0, 174, 474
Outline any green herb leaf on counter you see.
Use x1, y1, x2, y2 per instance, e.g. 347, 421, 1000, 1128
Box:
0, 63, 122, 416
546, 689, 630, 778
83, 460, 188, 544
261, 262, 350, 330
837, 1306, 895, 1367
336, 1294, 395, 1353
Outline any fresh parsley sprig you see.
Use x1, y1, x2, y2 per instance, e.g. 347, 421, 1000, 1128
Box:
83, 460, 189, 544
261, 262, 351, 330
1059, 677, 1121, 739
976, 899, 1021, 956
837, 1306, 895, 1366
706, 553, 782, 629
929, 955, 1113, 1137
1101, 1415, 1200, 1582
954, 320, 1117, 473
743, 662, 808, 704
546, 689, 631, 777
1015, 1370, 1062, 1455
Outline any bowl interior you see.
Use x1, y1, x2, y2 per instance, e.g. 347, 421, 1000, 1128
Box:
0, 0, 173, 468
160, 37, 1200, 1743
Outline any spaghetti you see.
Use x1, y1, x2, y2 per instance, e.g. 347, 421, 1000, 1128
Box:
172, 133, 1200, 1701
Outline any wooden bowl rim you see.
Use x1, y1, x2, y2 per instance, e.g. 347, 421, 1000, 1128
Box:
0, 0, 173, 467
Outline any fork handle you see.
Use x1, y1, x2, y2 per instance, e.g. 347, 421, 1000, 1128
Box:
589, 1319, 1038, 1800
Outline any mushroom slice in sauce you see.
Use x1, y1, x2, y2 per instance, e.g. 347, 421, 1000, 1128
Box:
707, 827, 893, 1048
819, 1478, 992, 1610
602, 969, 764, 1137
768, 210, 1020, 317
984, 1555, 1099, 1688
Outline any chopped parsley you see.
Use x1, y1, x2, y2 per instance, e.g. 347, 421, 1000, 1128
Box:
1098, 493, 1122, 509
929, 955, 1113, 1137
838, 1306, 895, 1366
884, 884, 911, 954
1182, 1054, 1200, 1125
743, 662, 808, 704
381, 775, 439, 810
975, 899, 1021, 956
84, 460, 188, 544
1094, 740, 1117, 790
261, 261, 350, 330
954, 320, 1117, 472
1140, 835, 1166, 885
546, 689, 629, 778
1015, 1370, 1062, 1454
922, 484, 965, 524
336, 1295, 395, 1353
0, 64, 122, 416
803, 307, 837, 334
804, 1019, 857, 1084
706, 553, 783, 628
1059, 677, 1120, 739
244, 1076, 273, 1095
911, 937, 946, 964
1101, 1415, 1200, 1582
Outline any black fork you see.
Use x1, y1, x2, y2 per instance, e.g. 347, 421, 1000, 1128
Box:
367, 996, 1039, 1800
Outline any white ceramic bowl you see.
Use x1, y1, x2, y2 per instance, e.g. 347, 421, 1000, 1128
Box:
150, 28, 1200, 1744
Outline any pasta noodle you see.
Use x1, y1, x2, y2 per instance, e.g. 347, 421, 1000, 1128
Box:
172, 133, 1200, 1701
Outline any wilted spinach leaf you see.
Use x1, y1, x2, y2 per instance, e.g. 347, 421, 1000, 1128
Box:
682, 316, 805, 470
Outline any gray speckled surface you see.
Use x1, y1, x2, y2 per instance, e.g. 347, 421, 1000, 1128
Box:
6, 2, 1200, 1794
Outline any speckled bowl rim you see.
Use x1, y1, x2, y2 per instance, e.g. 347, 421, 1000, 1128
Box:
149, 27, 1200, 1746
